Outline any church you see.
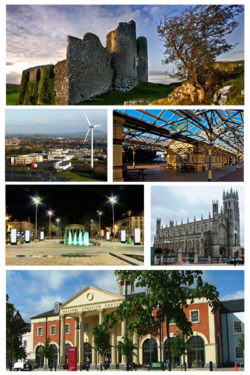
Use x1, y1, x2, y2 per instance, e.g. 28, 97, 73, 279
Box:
154, 188, 241, 259
29, 278, 223, 369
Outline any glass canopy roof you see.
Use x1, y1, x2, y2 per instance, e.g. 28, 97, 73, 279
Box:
114, 109, 244, 155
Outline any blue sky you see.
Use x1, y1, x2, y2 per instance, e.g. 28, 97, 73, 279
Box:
6, 5, 244, 84
151, 186, 244, 246
6, 270, 244, 323
5, 109, 107, 135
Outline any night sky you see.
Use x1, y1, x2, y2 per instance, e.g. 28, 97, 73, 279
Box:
6, 185, 144, 225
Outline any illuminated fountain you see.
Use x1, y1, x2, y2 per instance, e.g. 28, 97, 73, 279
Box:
83, 232, 90, 246
73, 232, 78, 245
68, 231, 72, 245
78, 232, 83, 246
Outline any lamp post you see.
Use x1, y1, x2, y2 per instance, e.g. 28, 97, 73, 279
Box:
48, 211, 53, 239
164, 240, 170, 265
32, 197, 41, 241
56, 219, 60, 238
97, 211, 102, 238
108, 197, 117, 240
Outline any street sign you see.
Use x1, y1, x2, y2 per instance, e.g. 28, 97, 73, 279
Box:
134, 228, 141, 245
233, 247, 238, 252
169, 121, 188, 135
25, 230, 30, 243
121, 230, 126, 243
11, 228, 17, 245
150, 362, 164, 370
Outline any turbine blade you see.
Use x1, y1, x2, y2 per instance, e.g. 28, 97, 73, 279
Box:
85, 129, 90, 141
93, 125, 102, 128
84, 112, 91, 126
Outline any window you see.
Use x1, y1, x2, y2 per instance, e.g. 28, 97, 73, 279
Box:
190, 310, 199, 323
84, 323, 88, 332
169, 318, 176, 324
51, 325, 56, 335
23, 340, 27, 347
235, 347, 243, 359
234, 321, 242, 334
66, 324, 70, 334
38, 327, 43, 336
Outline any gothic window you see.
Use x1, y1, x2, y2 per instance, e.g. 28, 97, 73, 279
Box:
197, 226, 200, 232
196, 241, 200, 251
219, 224, 226, 245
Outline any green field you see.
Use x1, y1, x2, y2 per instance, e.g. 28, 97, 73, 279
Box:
6, 85, 19, 105
51, 171, 105, 182
77, 82, 180, 105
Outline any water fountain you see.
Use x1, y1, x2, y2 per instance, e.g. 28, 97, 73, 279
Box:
78, 232, 83, 246
83, 232, 90, 246
68, 231, 72, 245
73, 232, 78, 245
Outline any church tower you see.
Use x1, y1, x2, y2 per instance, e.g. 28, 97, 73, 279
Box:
223, 188, 240, 251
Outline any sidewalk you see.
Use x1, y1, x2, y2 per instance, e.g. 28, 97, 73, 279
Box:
216, 167, 244, 182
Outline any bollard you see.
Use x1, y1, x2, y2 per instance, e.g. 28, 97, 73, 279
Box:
184, 362, 187, 371
209, 361, 213, 371
55, 364, 57, 371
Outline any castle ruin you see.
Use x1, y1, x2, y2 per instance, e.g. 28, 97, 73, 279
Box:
21, 20, 148, 105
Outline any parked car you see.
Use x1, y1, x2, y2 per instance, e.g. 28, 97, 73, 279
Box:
13, 359, 38, 371
227, 258, 244, 265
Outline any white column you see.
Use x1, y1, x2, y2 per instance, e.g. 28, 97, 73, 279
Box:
60, 315, 66, 365
133, 332, 138, 364
111, 332, 116, 366
79, 312, 84, 368
98, 310, 104, 366
91, 333, 97, 366
121, 320, 126, 364
75, 319, 79, 364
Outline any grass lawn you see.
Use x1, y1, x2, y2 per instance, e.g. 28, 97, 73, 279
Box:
6, 92, 19, 105
77, 82, 180, 105
51, 171, 105, 182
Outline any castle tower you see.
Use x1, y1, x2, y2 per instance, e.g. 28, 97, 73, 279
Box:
106, 20, 138, 91
137, 37, 148, 82
117, 278, 135, 296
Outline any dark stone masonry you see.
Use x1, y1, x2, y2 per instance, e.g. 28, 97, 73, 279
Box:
21, 20, 148, 105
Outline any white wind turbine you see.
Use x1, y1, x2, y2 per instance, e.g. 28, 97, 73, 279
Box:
84, 112, 102, 169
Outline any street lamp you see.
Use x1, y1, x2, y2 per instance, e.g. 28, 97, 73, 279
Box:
48, 211, 53, 239
108, 197, 117, 240
56, 219, 60, 238
97, 211, 102, 238
75, 324, 82, 371
32, 197, 41, 241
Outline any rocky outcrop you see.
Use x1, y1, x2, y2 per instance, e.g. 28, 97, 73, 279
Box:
163, 82, 202, 103
213, 85, 232, 105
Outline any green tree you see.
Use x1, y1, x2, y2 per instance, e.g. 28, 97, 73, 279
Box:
38, 337, 55, 367
38, 67, 54, 105
116, 336, 138, 369
102, 271, 219, 371
170, 333, 190, 366
90, 325, 111, 368
157, 5, 244, 102
238, 333, 244, 351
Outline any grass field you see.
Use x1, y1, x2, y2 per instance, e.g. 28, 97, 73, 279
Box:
6, 85, 19, 105
51, 171, 105, 182
77, 82, 180, 105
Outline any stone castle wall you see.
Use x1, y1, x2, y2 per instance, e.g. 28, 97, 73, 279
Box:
21, 21, 148, 105
23, 64, 54, 82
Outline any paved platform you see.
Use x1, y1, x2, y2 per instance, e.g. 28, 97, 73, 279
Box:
124, 165, 244, 182
215, 167, 246, 184
152, 263, 243, 267
5, 239, 144, 266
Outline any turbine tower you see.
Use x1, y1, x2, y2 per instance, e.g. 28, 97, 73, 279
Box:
84, 112, 102, 169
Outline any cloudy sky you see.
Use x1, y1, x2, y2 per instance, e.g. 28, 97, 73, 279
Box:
6, 270, 244, 323
5, 109, 107, 135
151, 185, 244, 246
6, 5, 244, 84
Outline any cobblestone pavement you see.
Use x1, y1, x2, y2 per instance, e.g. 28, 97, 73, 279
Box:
5, 239, 144, 266
215, 167, 246, 184
125, 165, 243, 182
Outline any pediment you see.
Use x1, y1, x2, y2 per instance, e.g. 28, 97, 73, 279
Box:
60, 286, 124, 310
